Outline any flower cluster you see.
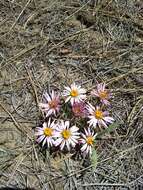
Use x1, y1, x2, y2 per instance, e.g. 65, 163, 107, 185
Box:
35, 82, 114, 156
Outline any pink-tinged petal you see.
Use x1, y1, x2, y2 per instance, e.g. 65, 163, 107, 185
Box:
97, 83, 102, 91
102, 83, 106, 91
102, 99, 110, 105
104, 116, 114, 123
103, 111, 109, 116
91, 90, 99, 97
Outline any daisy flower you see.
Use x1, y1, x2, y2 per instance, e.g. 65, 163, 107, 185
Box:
91, 83, 111, 105
72, 102, 88, 118
39, 90, 60, 117
35, 119, 56, 147
63, 83, 86, 105
87, 103, 114, 128
80, 128, 97, 155
54, 120, 80, 151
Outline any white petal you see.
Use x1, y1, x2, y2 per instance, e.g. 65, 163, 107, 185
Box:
39, 103, 49, 109
81, 133, 87, 139
81, 143, 88, 152
70, 137, 78, 143
70, 125, 79, 132
51, 90, 55, 99
71, 83, 77, 89
64, 86, 71, 92
79, 94, 86, 100
65, 96, 71, 103
60, 140, 66, 150
70, 97, 75, 105
69, 139, 76, 147
55, 138, 63, 146
86, 146, 90, 154
65, 121, 70, 129
35, 131, 44, 136
79, 88, 86, 94
66, 141, 70, 150
89, 146, 92, 155
46, 109, 53, 117
44, 93, 51, 102
42, 138, 47, 147
99, 119, 108, 128
37, 135, 45, 143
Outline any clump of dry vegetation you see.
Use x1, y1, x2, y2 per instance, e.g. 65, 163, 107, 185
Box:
0, 0, 143, 189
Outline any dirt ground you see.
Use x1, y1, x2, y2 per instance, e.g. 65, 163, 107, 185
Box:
0, 0, 143, 189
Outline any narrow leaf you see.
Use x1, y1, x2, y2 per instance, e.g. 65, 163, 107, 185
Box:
90, 148, 98, 169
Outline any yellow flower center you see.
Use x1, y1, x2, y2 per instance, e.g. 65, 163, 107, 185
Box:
62, 129, 71, 139
44, 128, 53, 137
49, 100, 58, 109
99, 91, 108, 99
70, 89, 78, 97
86, 136, 94, 145
95, 110, 103, 119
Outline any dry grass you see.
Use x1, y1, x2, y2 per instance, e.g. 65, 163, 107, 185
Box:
0, 0, 143, 189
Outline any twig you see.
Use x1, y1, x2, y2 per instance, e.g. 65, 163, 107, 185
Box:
25, 66, 42, 116
106, 67, 143, 84
0, 102, 33, 140
79, 182, 129, 187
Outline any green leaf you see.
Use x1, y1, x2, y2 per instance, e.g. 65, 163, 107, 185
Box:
97, 122, 119, 138
90, 149, 98, 169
